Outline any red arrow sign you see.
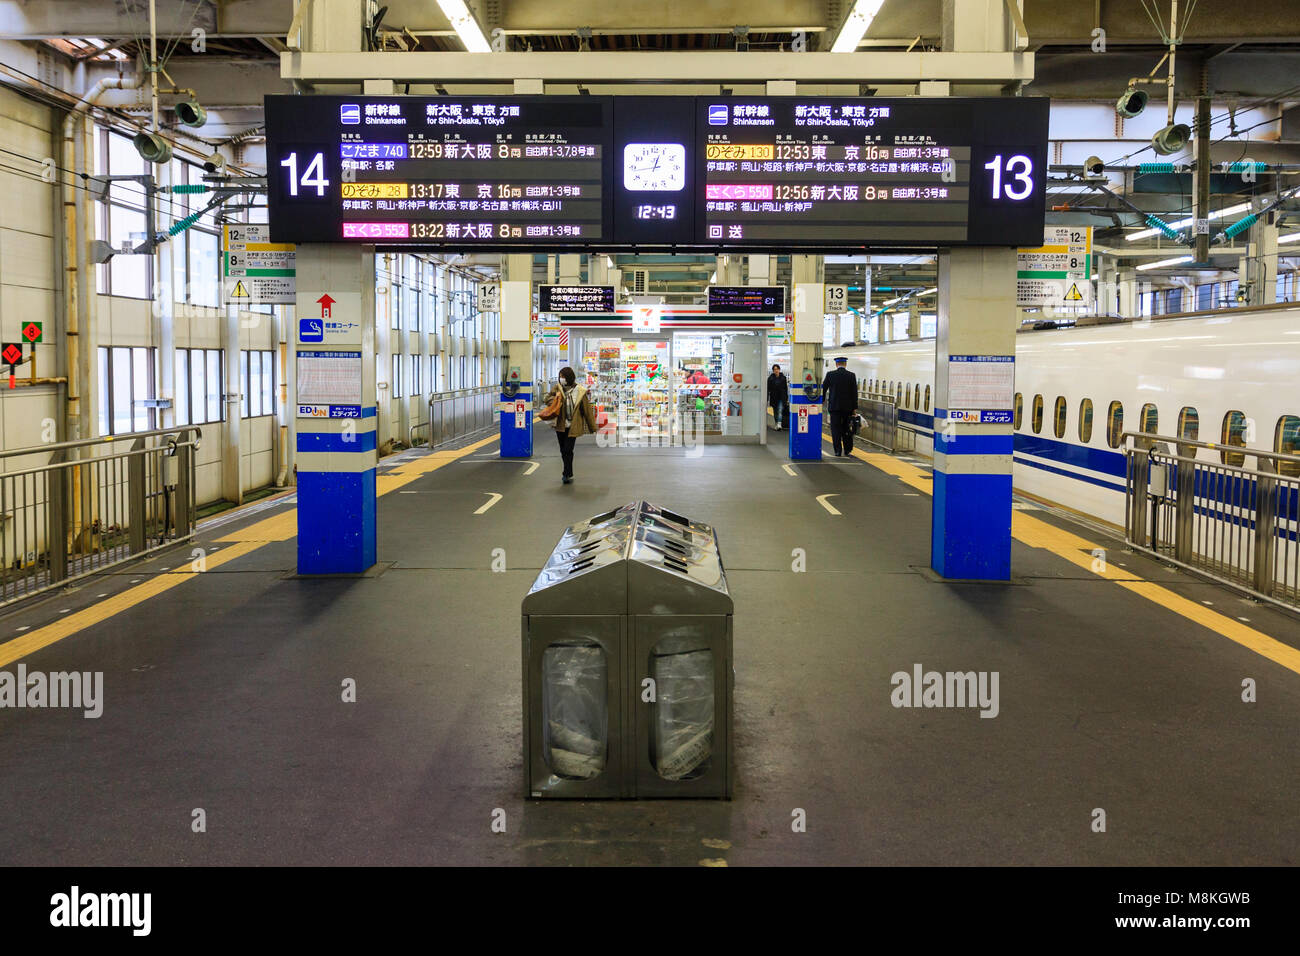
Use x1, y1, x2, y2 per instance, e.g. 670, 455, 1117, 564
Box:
316, 294, 336, 317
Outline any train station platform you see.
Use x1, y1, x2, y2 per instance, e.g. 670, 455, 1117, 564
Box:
0, 427, 1297, 866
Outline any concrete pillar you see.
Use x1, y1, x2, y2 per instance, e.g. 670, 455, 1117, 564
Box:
716, 255, 742, 285
557, 254, 581, 284
293, 244, 378, 574
1116, 269, 1137, 318
1254, 219, 1279, 305
222, 300, 242, 504
375, 253, 394, 450
747, 255, 770, 285
500, 253, 534, 458
789, 254, 824, 460
931, 247, 1017, 581
908, 298, 921, 339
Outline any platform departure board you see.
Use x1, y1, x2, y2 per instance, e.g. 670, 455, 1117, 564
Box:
697, 97, 1048, 248
265, 95, 1048, 250
707, 286, 787, 314
266, 95, 611, 244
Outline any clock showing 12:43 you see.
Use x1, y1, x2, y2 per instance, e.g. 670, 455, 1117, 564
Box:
623, 142, 686, 191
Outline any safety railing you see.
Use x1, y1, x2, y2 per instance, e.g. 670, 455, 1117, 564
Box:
1123, 432, 1300, 612
412, 387, 497, 448
860, 392, 912, 452
0, 427, 201, 607
855, 394, 899, 452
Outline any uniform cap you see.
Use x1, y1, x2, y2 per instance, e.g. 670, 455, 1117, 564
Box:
834, 356, 848, 364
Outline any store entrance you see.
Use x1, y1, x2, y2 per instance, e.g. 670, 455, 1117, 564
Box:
574, 331, 767, 445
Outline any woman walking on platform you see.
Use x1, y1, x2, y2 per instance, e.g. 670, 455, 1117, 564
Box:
542, 366, 598, 484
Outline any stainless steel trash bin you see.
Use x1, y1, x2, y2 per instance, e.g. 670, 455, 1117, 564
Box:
522, 501, 733, 799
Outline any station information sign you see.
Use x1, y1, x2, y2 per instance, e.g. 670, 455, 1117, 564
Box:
697, 97, 1049, 248
708, 285, 787, 314
266, 95, 610, 245
265, 94, 1048, 250
538, 284, 616, 313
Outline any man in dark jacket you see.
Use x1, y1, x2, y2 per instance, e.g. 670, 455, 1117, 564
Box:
766, 364, 789, 430
821, 356, 859, 457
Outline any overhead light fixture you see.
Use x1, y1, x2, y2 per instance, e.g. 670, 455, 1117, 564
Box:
1151, 123, 1191, 155
436, 0, 491, 53
831, 0, 885, 53
919, 287, 937, 296
132, 130, 172, 164
1279, 232, 1300, 244
1115, 87, 1148, 118
1083, 155, 1106, 178
202, 151, 225, 173
173, 97, 206, 128
1136, 255, 1193, 271
1126, 201, 1252, 242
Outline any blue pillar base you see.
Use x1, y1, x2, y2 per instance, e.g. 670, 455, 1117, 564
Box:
930, 470, 1012, 581
788, 410, 823, 460
499, 386, 533, 458
297, 469, 377, 575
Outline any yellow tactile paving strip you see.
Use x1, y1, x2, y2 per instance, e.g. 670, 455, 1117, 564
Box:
847, 443, 1300, 677
0, 435, 500, 666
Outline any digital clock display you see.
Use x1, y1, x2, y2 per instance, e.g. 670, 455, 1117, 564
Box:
634, 205, 677, 220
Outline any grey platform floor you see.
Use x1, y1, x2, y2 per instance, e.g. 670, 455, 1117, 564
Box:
0, 426, 1298, 866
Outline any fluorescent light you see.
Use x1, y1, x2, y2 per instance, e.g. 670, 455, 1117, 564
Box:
831, 0, 885, 53
1126, 202, 1252, 242
919, 287, 937, 296
437, 0, 491, 53
1136, 255, 1193, 271
1279, 232, 1300, 244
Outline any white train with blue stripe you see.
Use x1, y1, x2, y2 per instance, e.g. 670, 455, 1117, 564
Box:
833, 304, 1300, 529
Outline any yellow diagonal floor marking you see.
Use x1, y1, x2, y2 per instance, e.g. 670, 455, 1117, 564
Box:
0, 540, 263, 669
0, 434, 501, 667
849, 445, 1300, 677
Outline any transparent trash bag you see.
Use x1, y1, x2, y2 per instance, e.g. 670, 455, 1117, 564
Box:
541, 642, 608, 780
650, 633, 715, 781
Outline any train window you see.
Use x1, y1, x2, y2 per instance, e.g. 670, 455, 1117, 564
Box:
1031, 394, 1043, 434
924, 385, 930, 413
1275, 415, 1300, 477
1106, 401, 1124, 448
1052, 397, 1067, 439
1014, 392, 1023, 430
1079, 399, 1094, 443
1137, 403, 1159, 450
1177, 407, 1200, 457
1220, 410, 1248, 466
913, 384, 920, 409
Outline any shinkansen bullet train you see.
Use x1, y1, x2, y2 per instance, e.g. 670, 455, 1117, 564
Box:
832, 304, 1300, 528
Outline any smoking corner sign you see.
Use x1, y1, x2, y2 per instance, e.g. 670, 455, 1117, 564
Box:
1017, 226, 1093, 309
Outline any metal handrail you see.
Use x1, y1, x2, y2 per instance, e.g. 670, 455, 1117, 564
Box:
1119, 430, 1300, 467
0, 425, 203, 462
0, 428, 200, 607
1122, 432, 1300, 613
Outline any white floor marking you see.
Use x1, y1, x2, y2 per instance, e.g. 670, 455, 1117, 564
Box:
474, 492, 503, 515
782, 464, 797, 477
16, 626, 29, 632
399, 491, 418, 494
816, 493, 842, 516
523, 461, 539, 476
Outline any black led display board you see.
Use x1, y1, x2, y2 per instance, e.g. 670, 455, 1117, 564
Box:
696, 97, 1049, 248
538, 284, 616, 313
265, 94, 612, 244
264, 94, 1048, 250
707, 286, 787, 314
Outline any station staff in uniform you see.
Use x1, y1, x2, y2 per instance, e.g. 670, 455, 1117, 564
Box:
822, 356, 859, 457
